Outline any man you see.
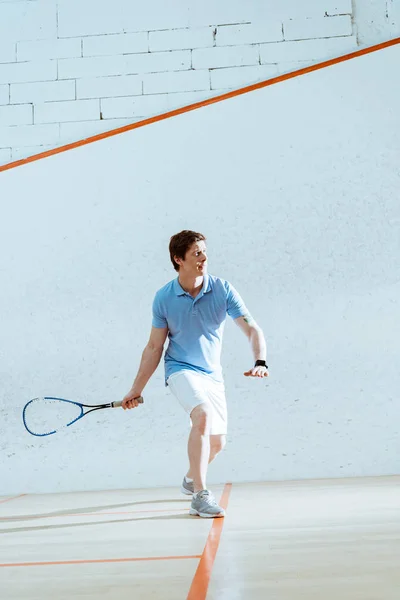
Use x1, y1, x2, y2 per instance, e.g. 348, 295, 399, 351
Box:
122, 230, 268, 518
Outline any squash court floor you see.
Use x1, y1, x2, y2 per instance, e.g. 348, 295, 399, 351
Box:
1, 476, 399, 600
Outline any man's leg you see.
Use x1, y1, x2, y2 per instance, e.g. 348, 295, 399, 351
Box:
187, 404, 213, 493
186, 434, 226, 482
187, 415, 226, 518
167, 370, 227, 502
209, 434, 227, 462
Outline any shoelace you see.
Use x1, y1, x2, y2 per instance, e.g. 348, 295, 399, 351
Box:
198, 491, 217, 506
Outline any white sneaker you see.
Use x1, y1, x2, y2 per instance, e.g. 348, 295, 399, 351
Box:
189, 490, 225, 518
181, 476, 194, 496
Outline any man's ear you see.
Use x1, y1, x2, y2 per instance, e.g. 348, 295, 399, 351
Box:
174, 255, 182, 267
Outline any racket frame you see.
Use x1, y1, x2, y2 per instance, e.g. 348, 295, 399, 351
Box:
22, 395, 143, 437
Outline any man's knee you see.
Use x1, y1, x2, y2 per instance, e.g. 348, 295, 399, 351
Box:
191, 404, 212, 435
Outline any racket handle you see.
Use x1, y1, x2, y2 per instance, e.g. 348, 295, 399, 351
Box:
112, 397, 144, 408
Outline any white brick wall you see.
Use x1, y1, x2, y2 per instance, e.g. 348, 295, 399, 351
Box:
101, 91, 210, 119
83, 33, 148, 57
275, 60, 312, 75
0, 124, 60, 147
284, 15, 353, 41
263, 0, 353, 19
149, 28, 214, 52
210, 65, 278, 90
11, 145, 55, 161
0, 84, 9, 105
143, 70, 210, 95
11, 81, 76, 104
17, 39, 82, 62
76, 76, 142, 100
100, 95, 174, 120
124, 51, 191, 75
59, 56, 126, 80
57, 0, 133, 38
57, 1, 242, 38
260, 36, 357, 63
325, 1, 353, 16
215, 23, 283, 46
0, 104, 32, 126
192, 46, 260, 69
5, 0, 394, 166
59, 118, 139, 143
353, 0, 400, 44
0, 1, 56, 43
35, 99, 100, 124
0, 61, 57, 85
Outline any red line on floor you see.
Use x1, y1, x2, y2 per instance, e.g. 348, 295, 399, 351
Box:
0, 555, 201, 568
186, 483, 232, 600
0, 494, 26, 505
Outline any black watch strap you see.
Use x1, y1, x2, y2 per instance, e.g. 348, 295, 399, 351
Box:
255, 360, 268, 368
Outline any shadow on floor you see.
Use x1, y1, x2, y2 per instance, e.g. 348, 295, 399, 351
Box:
0, 512, 206, 535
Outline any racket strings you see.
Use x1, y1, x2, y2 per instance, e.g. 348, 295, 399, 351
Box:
23, 397, 83, 436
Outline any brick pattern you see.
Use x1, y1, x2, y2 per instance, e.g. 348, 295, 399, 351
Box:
0, 124, 60, 147
0, 104, 32, 126
34, 99, 100, 124
210, 65, 278, 90
0, 84, 9, 105
82, 33, 148, 57
0, 1, 358, 164
283, 16, 353, 41
17, 39, 81, 62
260, 36, 357, 64
192, 46, 260, 70
143, 70, 210, 95
215, 23, 283, 46
11, 144, 54, 161
0, 61, 57, 85
76, 76, 142, 100
149, 28, 214, 52
11, 81, 76, 104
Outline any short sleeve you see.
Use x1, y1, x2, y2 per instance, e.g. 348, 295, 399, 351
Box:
152, 292, 168, 328
225, 281, 249, 320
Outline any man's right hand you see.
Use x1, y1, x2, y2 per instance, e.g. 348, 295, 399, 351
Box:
122, 389, 143, 410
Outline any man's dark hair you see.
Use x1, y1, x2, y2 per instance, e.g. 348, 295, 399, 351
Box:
169, 230, 206, 272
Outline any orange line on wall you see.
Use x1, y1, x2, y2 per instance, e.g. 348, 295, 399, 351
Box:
0, 494, 26, 505
0, 37, 399, 175
186, 483, 232, 600
0, 555, 201, 568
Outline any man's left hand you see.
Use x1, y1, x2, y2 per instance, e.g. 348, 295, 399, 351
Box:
244, 366, 269, 378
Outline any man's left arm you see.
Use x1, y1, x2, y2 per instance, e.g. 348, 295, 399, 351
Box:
234, 315, 269, 378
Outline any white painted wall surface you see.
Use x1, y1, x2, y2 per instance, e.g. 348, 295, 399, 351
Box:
353, 0, 400, 44
0, 43, 399, 494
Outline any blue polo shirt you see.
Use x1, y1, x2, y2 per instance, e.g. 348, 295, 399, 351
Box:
152, 274, 249, 383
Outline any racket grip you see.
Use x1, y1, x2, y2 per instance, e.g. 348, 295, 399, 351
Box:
112, 397, 144, 408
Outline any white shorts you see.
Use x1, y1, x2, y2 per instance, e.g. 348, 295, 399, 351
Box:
167, 370, 227, 435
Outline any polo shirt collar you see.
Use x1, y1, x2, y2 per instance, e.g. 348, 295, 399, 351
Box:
174, 273, 211, 297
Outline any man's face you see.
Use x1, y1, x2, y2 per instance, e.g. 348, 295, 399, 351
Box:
176, 240, 208, 276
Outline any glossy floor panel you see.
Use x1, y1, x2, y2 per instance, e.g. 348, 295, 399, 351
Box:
1, 477, 399, 600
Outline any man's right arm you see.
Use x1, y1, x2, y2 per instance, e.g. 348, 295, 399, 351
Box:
122, 326, 168, 410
